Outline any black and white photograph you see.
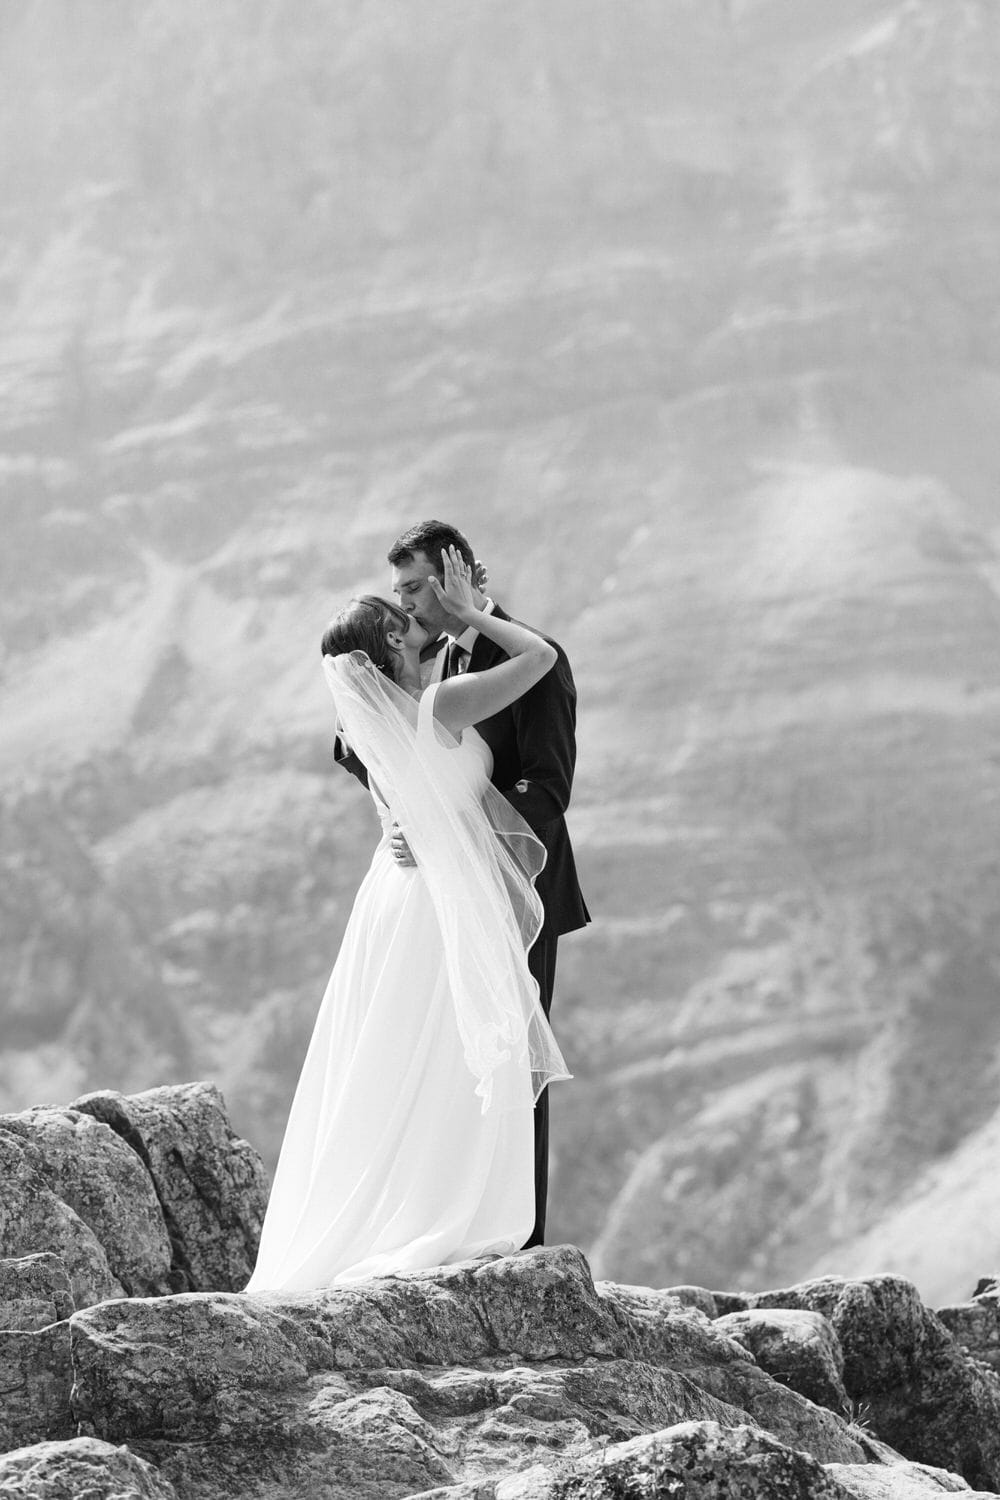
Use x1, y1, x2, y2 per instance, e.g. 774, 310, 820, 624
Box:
2, 3, 1000, 1496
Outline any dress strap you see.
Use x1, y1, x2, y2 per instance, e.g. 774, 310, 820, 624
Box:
417, 681, 440, 738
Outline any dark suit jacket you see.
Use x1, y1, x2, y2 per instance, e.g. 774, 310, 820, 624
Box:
461, 605, 589, 938
333, 605, 590, 939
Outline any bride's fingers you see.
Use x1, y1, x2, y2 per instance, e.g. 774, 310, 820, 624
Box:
433, 546, 471, 595
441, 547, 465, 586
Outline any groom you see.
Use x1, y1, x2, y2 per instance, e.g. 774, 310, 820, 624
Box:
336, 519, 589, 1247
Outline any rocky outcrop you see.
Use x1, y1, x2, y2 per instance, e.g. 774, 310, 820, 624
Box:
0, 1437, 178, 1499
4, 1243, 1000, 1499
938, 1281, 1000, 1375
0, 1104, 173, 1306
0, 1082, 267, 1306
0, 1082, 267, 1456
714, 1305, 849, 1413
3, 1083, 1000, 1499
60, 1246, 867, 1498
722, 1275, 1000, 1491
71, 1083, 269, 1292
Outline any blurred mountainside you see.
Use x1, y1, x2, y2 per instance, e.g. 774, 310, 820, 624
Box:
2, 0, 1000, 1302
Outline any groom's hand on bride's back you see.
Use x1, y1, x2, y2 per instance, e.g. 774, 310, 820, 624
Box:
390, 824, 417, 867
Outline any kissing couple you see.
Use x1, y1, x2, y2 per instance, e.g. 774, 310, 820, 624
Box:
246, 520, 590, 1292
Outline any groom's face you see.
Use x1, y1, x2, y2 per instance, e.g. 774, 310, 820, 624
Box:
390, 549, 449, 637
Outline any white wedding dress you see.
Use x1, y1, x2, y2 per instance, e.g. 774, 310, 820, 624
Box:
245, 680, 546, 1292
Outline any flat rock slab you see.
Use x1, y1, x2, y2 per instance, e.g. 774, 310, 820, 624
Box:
831, 1458, 996, 1499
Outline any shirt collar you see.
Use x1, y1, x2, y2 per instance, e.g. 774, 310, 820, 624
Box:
449, 596, 495, 652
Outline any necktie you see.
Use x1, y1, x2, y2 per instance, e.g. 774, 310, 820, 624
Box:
446, 642, 468, 677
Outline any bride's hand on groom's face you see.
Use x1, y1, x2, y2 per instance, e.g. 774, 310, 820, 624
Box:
428, 545, 478, 617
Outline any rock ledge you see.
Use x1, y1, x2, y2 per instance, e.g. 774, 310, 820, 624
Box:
3, 1084, 999, 1499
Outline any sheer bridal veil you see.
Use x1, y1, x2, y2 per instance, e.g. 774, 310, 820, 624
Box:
323, 651, 570, 1113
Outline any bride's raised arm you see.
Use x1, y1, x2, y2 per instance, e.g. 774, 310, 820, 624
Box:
428, 547, 556, 737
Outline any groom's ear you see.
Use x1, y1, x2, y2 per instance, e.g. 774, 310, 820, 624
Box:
472, 560, 489, 590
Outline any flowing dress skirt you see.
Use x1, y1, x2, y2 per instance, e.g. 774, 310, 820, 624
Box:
245, 834, 535, 1291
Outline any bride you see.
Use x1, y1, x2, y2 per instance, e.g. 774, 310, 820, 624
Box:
245, 547, 570, 1291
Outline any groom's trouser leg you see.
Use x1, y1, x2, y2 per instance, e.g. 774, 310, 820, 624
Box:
523, 932, 558, 1249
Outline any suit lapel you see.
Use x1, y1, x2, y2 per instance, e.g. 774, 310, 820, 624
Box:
467, 604, 509, 672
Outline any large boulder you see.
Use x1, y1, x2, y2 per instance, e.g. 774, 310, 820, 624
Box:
0, 1126, 127, 1309
937, 1284, 1000, 1375
0, 1107, 172, 1303
740, 1274, 1000, 1491
0, 1436, 178, 1499
714, 1306, 849, 1412
72, 1083, 268, 1294
0, 1084, 268, 1461
0, 1083, 267, 1310
597, 1277, 860, 1466
551, 1421, 852, 1498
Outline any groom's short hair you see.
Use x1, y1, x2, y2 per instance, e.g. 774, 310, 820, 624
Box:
388, 520, 474, 576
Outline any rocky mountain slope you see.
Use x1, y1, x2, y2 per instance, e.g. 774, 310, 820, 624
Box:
2, 0, 1000, 1301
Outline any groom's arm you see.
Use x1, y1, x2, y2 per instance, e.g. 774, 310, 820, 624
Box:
503, 644, 578, 832
334, 735, 370, 790
335, 732, 418, 865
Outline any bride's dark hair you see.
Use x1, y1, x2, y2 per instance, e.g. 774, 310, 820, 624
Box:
320, 596, 411, 683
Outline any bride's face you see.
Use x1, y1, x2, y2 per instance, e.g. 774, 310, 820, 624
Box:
395, 612, 429, 655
